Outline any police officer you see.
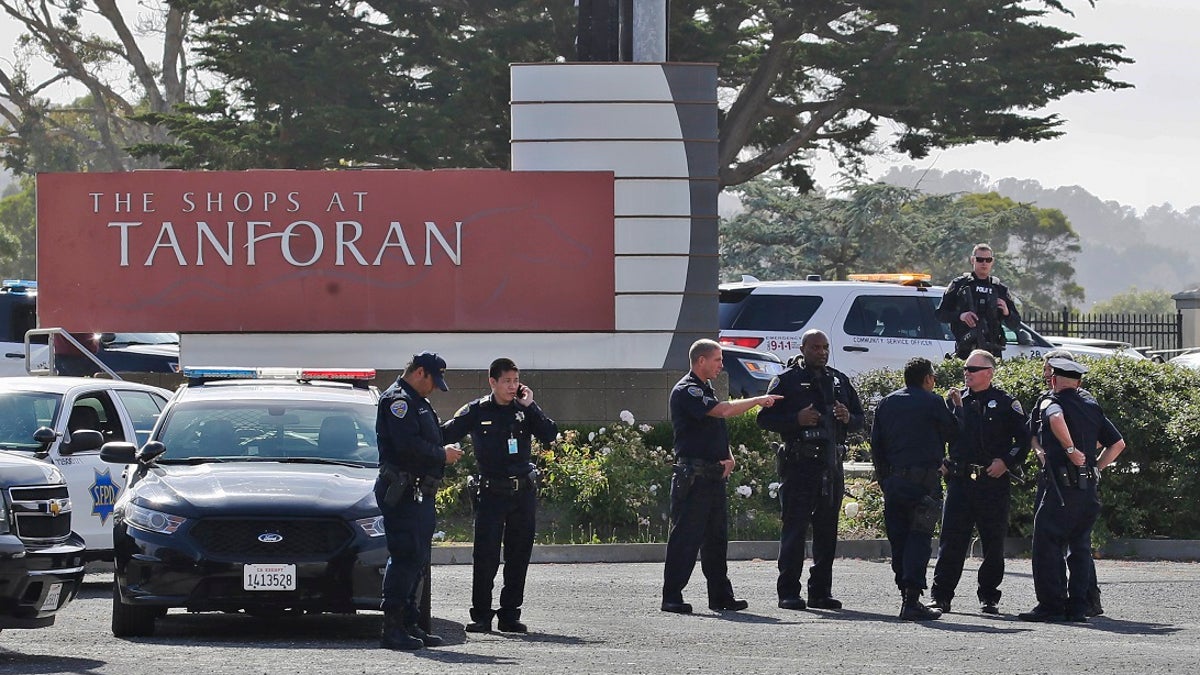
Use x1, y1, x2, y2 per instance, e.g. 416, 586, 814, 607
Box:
871, 357, 958, 621
930, 349, 1030, 615
1029, 349, 1103, 617
661, 339, 782, 614
935, 243, 1022, 358
757, 329, 863, 611
376, 352, 464, 650
1020, 358, 1125, 623
442, 357, 558, 634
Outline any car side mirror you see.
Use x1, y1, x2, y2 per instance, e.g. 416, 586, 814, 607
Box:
100, 442, 138, 464
1017, 329, 1033, 346
33, 426, 57, 446
61, 429, 104, 455
137, 441, 167, 463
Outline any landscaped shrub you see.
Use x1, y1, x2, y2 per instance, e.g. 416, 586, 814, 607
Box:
434, 357, 1200, 543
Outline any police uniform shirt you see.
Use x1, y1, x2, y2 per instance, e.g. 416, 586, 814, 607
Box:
935, 274, 1021, 338
442, 395, 558, 477
1038, 388, 1122, 470
1028, 387, 1095, 438
949, 385, 1031, 470
376, 377, 447, 477
670, 372, 729, 462
758, 362, 864, 442
871, 386, 959, 473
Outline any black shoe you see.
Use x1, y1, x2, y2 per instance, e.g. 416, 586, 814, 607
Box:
930, 597, 952, 613
708, 597, 749, 612
899, 590, 942, 621
406, 624, 443, 647
778, 597, 806, 610
381, 616, 424, 650
497, 619, 528, 633
464, 620, 492, 633
807, 596, 842, 610
980, 602, 999, 615
660, 601, 693, 614
1018, 607, 1065, 623
1064, 612, 1089, 623
1085, 599, 1104, 617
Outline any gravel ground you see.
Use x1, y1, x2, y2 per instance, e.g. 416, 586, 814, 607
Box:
2, 557, 1198, 674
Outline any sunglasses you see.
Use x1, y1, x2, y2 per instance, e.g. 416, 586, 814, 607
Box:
974, 256, 994, 263
963, 365, 993, 373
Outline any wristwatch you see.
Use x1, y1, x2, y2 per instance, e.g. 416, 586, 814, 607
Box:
1065, 446, 1078, 455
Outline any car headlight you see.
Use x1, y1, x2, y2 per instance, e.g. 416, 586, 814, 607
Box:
355, 515, 386, 538
739, 358, 785, 380
0, 500, 9, 535
126, 503, 187, 535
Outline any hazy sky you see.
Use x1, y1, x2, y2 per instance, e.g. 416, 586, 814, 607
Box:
825, 0, 1200, 213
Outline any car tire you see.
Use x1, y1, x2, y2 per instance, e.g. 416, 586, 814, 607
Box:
111, 582, 157, 637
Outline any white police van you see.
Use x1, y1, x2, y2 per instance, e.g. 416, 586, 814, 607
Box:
718, 274, 1130, 376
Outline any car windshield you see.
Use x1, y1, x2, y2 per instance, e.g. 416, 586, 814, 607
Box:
157, 399, 379, 465
0, 391, 62, 450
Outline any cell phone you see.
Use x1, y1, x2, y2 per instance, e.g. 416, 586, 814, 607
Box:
516, 385, 528, 399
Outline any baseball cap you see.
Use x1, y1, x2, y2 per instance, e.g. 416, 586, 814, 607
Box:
1047, 356, 1087, 379
412, 351, 449, 391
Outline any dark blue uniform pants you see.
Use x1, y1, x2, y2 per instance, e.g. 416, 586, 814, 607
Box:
471, 485, 537, 623
932, 477, 1010, 605
1031, 481, 1100, 615
377, 478, 436, 625
662, 471, 734, 605
883, 476, 940, 591
777, 463, 842, 600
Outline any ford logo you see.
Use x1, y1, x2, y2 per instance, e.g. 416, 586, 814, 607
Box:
258, 533, 284, 544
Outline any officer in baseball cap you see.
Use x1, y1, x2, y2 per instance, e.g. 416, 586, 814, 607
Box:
412, 351, 450, 392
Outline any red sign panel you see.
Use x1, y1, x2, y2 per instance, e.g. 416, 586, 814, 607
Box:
37, 170, 615, 332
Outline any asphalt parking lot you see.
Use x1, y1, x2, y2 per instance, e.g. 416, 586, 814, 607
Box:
2, 557, 1198, 674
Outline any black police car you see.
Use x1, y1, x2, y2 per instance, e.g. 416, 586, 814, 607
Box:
102, 368, 387, 637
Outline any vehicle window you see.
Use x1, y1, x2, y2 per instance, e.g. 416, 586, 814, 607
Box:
921, 296, 955, 341
720, 291, 823, 332
843, 295, 928, 338
116, 390, 168, 446
157, 400, 379, 464
69, 393, 126, 444
0, 392, 62, 450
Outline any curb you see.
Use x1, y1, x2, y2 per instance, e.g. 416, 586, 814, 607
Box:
431, 538, 1200, 565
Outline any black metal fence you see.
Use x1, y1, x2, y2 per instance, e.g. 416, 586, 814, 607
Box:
1025, 309, 1183, 355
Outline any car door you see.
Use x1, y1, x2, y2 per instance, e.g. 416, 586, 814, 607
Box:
48, 387, 164, 554
835, 291, 947, 375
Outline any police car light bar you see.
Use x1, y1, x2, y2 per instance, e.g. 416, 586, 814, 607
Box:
183, 367, 377, 388
847, 273, 932, 287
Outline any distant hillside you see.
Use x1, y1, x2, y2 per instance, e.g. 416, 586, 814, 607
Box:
879, 167, 1200, 307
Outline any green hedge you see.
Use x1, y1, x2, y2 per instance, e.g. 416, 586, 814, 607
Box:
435, 358, 1200, 543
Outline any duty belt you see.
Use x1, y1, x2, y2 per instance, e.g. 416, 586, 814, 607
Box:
675, 457, 726, 480
477, 471, 536, 495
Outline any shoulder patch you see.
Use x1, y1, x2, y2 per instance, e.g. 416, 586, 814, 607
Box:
687, 386, 704, 398
390, 400, 409, 419
454, 403, 470, 418
1039, 398, 1052, 411
1011, 399, 1023, 415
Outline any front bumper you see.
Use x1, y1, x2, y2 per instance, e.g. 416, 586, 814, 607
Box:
0, 533, 87, 629
115, 522, 388, 613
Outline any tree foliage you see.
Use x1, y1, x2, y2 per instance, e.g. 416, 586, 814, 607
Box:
1091, 287, 1177, 314
0, 0, 194, 174
129, 0, 1129, 186
721, 179, 1084, 311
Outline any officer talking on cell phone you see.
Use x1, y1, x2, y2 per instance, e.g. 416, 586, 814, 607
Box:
442, 357, 557, 635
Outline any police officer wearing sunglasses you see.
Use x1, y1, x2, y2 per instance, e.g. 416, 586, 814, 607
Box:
930, 350, 1030, 615
935, 243, 1022, 358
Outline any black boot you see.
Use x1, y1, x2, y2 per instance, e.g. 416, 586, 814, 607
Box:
406, 623, 444, 647
899, 589, 942, 621
380, 613, 424, 650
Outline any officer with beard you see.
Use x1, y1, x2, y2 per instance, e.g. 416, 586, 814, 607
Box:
757, 329, 864, 611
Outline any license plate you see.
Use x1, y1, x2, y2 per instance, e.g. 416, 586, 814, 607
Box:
40, 583, 62, 611
243, 563, 297, 591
